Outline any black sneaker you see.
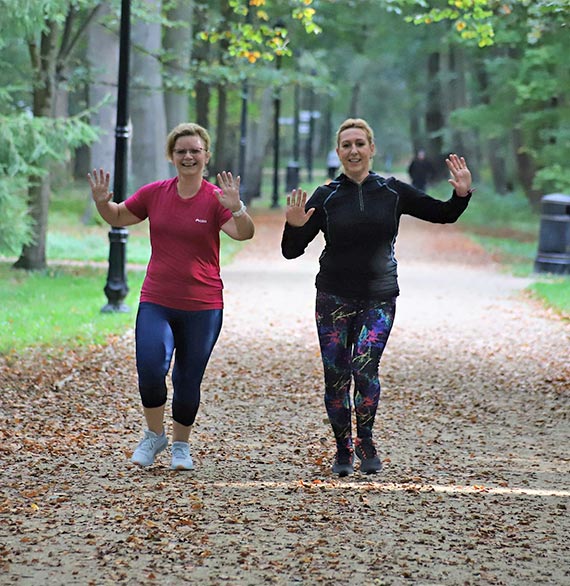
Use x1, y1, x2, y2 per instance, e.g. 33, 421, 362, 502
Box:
355, 438, 382, 474
332, 449, 354, 477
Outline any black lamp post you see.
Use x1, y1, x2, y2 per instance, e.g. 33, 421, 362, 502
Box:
271, 50, 283, 208
102, 0, 130, 313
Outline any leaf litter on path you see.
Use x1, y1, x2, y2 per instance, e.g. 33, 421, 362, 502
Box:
1, 210, 569, 585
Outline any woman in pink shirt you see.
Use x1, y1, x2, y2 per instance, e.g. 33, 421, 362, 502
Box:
88, 123, 254, 471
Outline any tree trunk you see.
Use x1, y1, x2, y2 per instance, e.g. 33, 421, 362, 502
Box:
512, 127, 541, 210
88, 2, 119, 176
14, 20, 60, 270
348, 84, 361, 118
163, 1, 194, 131
473, 54, 509, 193
213, 85, 235, 177
130, 0, 168, 189
488, 138, 509, 194
448, 48, 466, 154
84, 2, 119, 222
425, 51, 447, 180
192, 6, 210, 131
243, 87, 273, 202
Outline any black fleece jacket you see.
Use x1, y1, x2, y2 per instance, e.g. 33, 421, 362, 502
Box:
281, 172, 470, 300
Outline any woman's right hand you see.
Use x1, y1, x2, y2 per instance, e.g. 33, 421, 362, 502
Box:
286, 189, 315, 227
87, 168, 113, 204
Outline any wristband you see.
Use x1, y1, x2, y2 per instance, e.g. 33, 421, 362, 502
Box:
232, 201, 247, 217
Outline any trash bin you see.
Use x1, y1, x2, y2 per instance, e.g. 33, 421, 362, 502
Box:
534, 193, 570, 274
286, 161, 300, 193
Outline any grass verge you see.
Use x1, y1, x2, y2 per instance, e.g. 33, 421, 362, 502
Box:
450, 183, 569, 317
0, 263, 145, 356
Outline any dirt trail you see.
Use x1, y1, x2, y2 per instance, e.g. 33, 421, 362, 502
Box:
1, 208, 569, 585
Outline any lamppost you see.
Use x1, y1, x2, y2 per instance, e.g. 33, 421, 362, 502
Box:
102, 0, 130, 313
271, 37, 284, 208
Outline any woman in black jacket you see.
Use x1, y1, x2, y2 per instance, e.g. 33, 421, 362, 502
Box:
281, 118, 473, 477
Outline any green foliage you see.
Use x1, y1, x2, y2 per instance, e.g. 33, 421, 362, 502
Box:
199, 0, 321, 65
388, 0, 570, 47
0, 112, 99, 254
0, 175, 33, 253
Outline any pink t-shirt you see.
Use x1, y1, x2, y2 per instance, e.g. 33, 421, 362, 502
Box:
124, 177, 232, 311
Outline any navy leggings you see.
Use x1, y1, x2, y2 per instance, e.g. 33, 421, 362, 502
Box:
315, 291, 396, 450
135, 302, 223, 427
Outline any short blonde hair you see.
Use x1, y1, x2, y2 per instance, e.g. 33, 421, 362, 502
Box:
336, 118, 375, 146
166, 123, 211, 160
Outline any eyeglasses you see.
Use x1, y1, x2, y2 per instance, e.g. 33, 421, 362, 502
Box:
173, 148, 205, 156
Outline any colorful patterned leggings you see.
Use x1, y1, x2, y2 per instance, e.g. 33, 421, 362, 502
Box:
315, 291, 396, 450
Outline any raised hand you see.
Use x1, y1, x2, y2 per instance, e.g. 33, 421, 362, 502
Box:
286, 189, 315, 227
445, 154, 472, 197
87, 168, 113, 204
216, 171, 241, 212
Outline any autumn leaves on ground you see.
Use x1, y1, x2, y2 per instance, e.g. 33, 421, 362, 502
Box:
1, 210, 569, 585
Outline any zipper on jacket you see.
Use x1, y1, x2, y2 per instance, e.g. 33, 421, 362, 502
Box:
358, 183, 364, 211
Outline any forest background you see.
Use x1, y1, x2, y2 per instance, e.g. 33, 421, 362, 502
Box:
0, 0, 569, 354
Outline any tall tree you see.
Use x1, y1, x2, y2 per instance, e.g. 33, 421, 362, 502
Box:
163, 0, 194, 131
130, 0, 169, 189
0, 0, 100, 270
88, 1, 119, 182
397, 0, 570, 201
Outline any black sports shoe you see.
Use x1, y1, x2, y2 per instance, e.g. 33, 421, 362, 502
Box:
332, 449, 354, 477
355, 438, 382, 474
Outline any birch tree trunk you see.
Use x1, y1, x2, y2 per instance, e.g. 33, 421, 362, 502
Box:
130, 0, 168, 189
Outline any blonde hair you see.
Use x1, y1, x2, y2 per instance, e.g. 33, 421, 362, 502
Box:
166, 123, 211, 160
336, 118, 375, 146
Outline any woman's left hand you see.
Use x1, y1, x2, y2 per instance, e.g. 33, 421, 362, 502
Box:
445, 154, 472, 197
216, 171, 242, 213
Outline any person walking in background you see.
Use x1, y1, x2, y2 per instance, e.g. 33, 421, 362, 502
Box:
88, 123, 255, 471
407, 148, 435, 191
326, 148, 341, 180
281, 118, 472, 477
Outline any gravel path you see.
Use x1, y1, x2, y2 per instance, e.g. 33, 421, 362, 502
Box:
1, 208, 569, 585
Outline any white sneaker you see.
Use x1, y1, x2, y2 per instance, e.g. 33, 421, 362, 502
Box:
131, 430, 168, 467
170, 441, 194, 470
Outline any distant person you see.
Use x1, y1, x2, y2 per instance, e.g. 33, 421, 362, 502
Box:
88, 123, 254, 471
281, 118, 473, 477
326, 149, 340, 180
408, 148, 435, 191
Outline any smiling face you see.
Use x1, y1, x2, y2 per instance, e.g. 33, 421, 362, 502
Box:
171, 134, 210, 179
337, 127, 375, 184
